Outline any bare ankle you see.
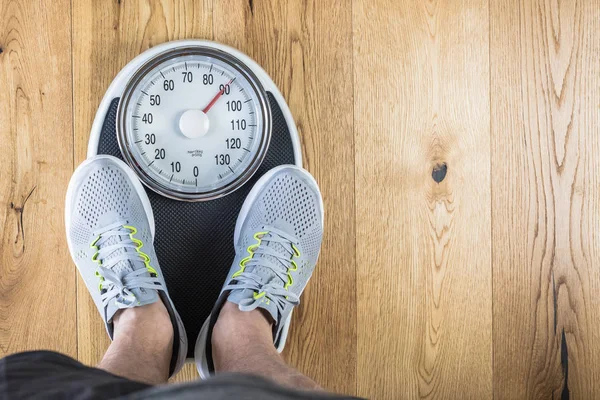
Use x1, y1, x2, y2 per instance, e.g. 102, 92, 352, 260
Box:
215, 301, 273, 335
113, 300, 173, 340
99, 300, 174, 385
212, 301, 278, 371
210, 301, 321, 391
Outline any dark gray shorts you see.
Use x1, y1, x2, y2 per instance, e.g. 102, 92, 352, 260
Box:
0, 351, 361, 400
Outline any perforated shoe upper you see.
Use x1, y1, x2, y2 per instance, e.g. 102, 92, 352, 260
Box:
66, 156, 187, 377
225, 165, 324, 346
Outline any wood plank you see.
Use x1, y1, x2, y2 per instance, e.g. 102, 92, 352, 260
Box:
169, 363, 198, 383
212, 0, 356, 394
353, 0, 492, 398
0, 0, 76, 356
491, 0, 600, 398
72, 0, 213, 367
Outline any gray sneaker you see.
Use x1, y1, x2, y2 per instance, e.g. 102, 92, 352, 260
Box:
194, 165, 324, 378
65, 155, 187, 377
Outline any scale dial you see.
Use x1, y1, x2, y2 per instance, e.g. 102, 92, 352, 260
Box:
117, 47, 272, 201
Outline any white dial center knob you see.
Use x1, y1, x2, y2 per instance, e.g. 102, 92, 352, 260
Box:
179, 109, 210, 138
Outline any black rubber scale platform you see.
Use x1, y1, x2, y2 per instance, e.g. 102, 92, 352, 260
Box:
97, 93, 296, 357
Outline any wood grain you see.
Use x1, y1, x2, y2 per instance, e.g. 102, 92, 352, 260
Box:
212, 0, 356, 394
169, 363, 198, 383
353, 0, 492, 398
0, 0, 76, 357
72, 0, 212, 369
491, 0, 600, 398
3, 0, 600, 398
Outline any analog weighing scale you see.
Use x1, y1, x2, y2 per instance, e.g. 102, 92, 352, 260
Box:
87, 40, 301, 361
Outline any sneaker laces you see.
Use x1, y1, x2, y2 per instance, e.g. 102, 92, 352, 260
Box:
224, 226, 300, 319
92, 220, 164, 309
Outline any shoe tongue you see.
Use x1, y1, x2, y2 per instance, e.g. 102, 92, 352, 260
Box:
227, 225, 294, 326
105, 290, 158, 325
227, 287, 279, 323
102, 232, 159, 324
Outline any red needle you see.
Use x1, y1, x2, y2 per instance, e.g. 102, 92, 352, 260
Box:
202, 79, 233, 113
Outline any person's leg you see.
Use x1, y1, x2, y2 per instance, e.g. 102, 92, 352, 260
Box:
195, 165, 325, 390
212, 302, 321, 390
98, 301, 174, 385
65, 155, 188, 384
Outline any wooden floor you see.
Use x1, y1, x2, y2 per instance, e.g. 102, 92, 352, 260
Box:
1, 0, 599, 398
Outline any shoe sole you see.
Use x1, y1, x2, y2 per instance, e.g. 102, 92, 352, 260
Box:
195, 164, 324, 379
65, 155, 188, 376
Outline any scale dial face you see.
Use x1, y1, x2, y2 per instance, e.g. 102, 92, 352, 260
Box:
117, 47, 272, 201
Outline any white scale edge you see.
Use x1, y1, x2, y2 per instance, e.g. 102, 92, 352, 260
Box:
87, 39, 302, 168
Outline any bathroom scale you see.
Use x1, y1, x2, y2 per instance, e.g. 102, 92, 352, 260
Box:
87, 40, 301, 360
